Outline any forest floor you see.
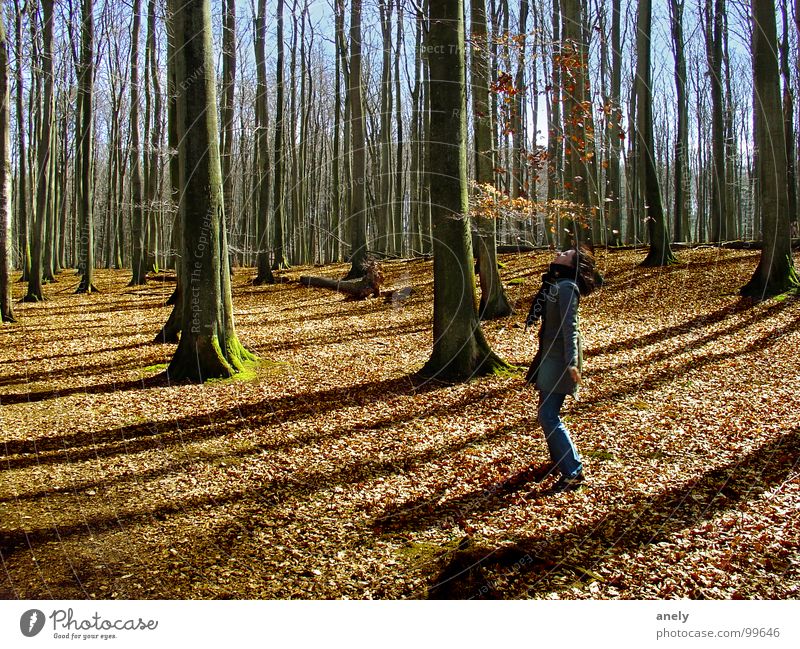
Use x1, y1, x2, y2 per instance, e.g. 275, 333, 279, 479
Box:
1, 247, 799, 600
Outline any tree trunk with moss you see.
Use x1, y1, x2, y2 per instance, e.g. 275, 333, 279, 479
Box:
0, 9, 15, 321
167, 0, 255, 381
421, 0, 508, 381
741, 0, 799, 298
636, 0, 676, 267
470, 0, 512, 319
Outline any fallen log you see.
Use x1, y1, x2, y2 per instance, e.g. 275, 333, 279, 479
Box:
299, 274, 380, 299
299, 260, 384, 300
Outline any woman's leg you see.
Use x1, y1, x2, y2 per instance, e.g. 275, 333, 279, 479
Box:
537, 391, 582, 478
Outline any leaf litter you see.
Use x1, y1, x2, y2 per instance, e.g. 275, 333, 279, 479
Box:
0, 248, 798, 599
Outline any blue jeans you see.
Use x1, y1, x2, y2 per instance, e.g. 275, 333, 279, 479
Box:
537, 391, 582, 478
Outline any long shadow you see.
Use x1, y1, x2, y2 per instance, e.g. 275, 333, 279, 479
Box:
584, 254, 756, 299
256, 321, 429, 354
17, 299, 167, 319
0, 341, 149, 368
586, 297, 792, 360
423, 425, 800, 598
577, 308, 800, 412
588, 298, 795, 374
0, 405, 524, 560
0, 356, 162, 388
0, 373, 171, 407
2, 380, 519, 503
0, 373, 443, 468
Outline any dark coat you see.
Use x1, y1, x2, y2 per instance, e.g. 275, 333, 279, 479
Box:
525, 278, 582, 396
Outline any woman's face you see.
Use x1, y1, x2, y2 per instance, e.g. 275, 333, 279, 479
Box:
554, 249, 577, 267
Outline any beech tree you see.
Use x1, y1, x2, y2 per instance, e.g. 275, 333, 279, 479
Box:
76, 0, 97, 293
252, 0, 276, 283
344, 0, 368, 279
129, 0, 146, 285
470, 0, 512, 319
740, 0, 799, 298
0, 6, 14, 321
167, 0, 255, 381
24, 0, 54, 303
635, 0, 676, 266
421, 0, 507, 380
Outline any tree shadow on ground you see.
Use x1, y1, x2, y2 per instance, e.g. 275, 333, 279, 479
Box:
578, 307, 800, 410
419, 426, 800, 599
0, 373, 446, 468
0, 356, 162, 388
0, 372, 172, 407
2, 381, 519, 502
255, 320, 429, 354
0, 397, 527, 562
587, 297, 792, 360
0, 341, 152, 367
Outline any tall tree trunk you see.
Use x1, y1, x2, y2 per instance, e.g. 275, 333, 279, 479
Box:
129, 0, 146, 284
421, 0, 507, 380
409, 6, 423, 254
24, 0, 54, 302
670, 0, 690, 243
378, 0, 393, 256
544, 0, 562, 243
156, 0, 183, 343
706, 0, 727, 243
221, 0, 236, 262
345, 0, 368, 278
13, 0, 29, 281
636, 0, 676, 266
330, 0, 346, 263
0, 8, 15, 320
559, 0, 595, 248
253, 0, 275, 282
741, 0, 798, 297
510, 0, 528, 200
604, 0, 622, 246
779, 1, 797, 230
272, 0, 289, 270
393, 3, 404, 256
76, 0, 97, 293
167, 0, 255, 381
144, 0, 162, 273
471, 0, 512, 319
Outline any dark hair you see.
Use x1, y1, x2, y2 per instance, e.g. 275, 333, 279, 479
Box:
572, 245, 596, 296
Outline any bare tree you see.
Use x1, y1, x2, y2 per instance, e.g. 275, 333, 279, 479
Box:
24, 0, 55, 302
741, 0, 798, 297
470, 0, 513, 319
344, 0, 368, 278
421, 0, 507, 380
76, 0, 97, 293
167, 0, 255, 381
0, 5, 15, 320
636, 0, 676, 266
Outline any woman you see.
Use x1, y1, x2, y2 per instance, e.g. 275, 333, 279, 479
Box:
525, 246, 596, 493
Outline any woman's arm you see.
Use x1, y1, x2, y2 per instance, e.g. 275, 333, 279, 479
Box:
558, 281, 581, 380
